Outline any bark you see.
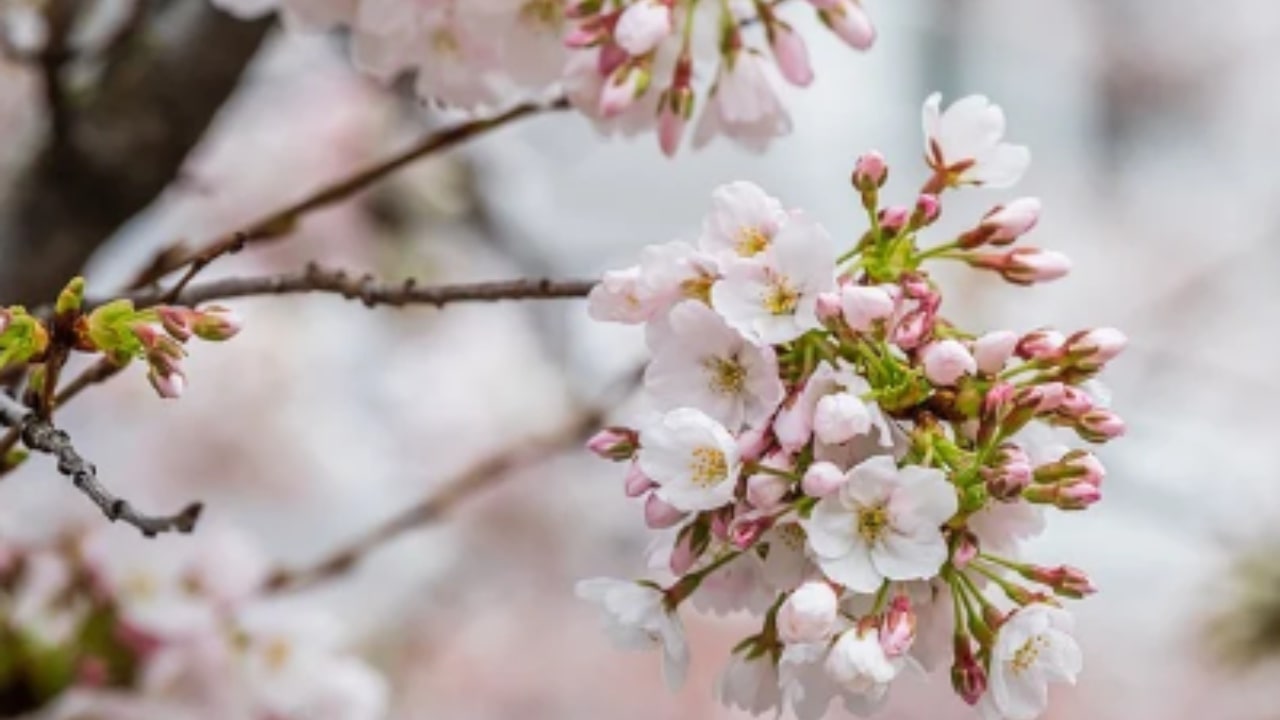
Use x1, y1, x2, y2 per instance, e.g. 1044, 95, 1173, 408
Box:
0, 3, 271, 305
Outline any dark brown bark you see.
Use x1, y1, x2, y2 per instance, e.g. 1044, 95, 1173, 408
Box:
0, 3, 272, 306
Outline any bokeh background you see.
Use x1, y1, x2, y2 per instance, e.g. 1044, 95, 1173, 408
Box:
2, 0, 1280, 717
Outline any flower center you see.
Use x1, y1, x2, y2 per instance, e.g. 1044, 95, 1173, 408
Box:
680, 275, 714, 303
703, 355, 746, 396
689, 446, 728, 488
762, 278, 800, 315
1010, 635, 1048, 674
775, 523, 805, 552
736, 227, 770, 256
264, 638, 292, 672
856, 504, 890, 543
520, 0, 562, 27
431, 28, 459, 55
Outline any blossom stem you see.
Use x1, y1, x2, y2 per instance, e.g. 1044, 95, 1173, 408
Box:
105, 265, 598, 312
141, 96, 571, 298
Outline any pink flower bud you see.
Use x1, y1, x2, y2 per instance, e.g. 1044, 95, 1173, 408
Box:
1065, 327, 1127, 368
878, 205, 910, 233
1056, 481, 1102, 510
1051, 565, 1097, 598
813, 392, 871, 445
778, 581, 839, 644
951, 637, 987, 705
191, 305, 242, 341
852, 150, 887, 189
0, 309, 10, 335
1015, 329, 1065, 361
984, 443, 1032, 499
587, 427, 639, 461
736, 425, 771, 463
980, 197, 1041, 245
1059, 385, 1094, 415
983, 381, 1016, 416
816, 291, 843, 321
148, 368, 186, 399
920, 339, 977, 386
802, 461, 846, 498
1001, 247, 1072, 284
774, 396, 813, 451
599, 65, 649, 118
729, 515, 771, 549
669, 532, 698, 576
156, 307, 194, 342
614, 0, 673, 56
1076, 409, 1125, 442
820, 0, 876, 51
657, 102, 686, 157
892, 310, 931, 350
914, 193, 941, 225
710, 508, 733, 541
973, 330, 1018, 375
746, 472, 789, 511
624, 463, 657, 497
879, 595, 916, 657
951, 529, 979, 567
1063, 449, 1105, 487
644, 492, 687, 528
770, 23, 813, 86
840, 285, 895, 332
1034, 381, 1067, 413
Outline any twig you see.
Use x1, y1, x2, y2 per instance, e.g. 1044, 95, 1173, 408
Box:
0, 393, 202, 537
112, 265, 596, 311
264, 406, 604, 595
150, 96, 571, 299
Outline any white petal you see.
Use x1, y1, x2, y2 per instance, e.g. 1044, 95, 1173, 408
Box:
816, 545, 882, 592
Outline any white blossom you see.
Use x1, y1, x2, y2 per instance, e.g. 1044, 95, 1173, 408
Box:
637, 407, 741, 511
712, 213, 836, 344
576, 577, 689, 691
980, 604, 1082, 720
645, 300, 785, 430
802, 456, 957, 592
922, 93, 1030, 188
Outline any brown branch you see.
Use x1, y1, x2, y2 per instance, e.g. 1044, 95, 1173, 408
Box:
0, 393, 202, 536
39, 0, 76, 147
263, 405, 604, 595
150, 96, 572, 300
111, 264, 596, 311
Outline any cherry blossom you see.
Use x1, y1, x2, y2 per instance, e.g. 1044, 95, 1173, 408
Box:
803, 456, 958, 592
637, 407, 741, 511
923, 93, 1031, 188
980, 604, 1082, 720
644, 300, 785, 431
575, 577, 689, 691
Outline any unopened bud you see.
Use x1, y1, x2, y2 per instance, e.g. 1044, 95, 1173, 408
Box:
644, 492, 687, 529
587, 427, 639, 461
852, 150, 888, 190
191, 306, 242, 342
1076, 409, 1125, 442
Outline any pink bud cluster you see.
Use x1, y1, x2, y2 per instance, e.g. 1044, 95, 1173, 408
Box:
210, 0, 878, 154
133, 305, 243, 399
580, 94, 1123, 720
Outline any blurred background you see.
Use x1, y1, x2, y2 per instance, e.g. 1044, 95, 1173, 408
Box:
1, 0, 1279, 717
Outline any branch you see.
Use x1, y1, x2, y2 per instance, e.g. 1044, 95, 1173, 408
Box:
263, 405, 603, 595
114, 264, 596, 310
0, 4, 272, 305
151, 96, 572, 300
0, 393, 202, 537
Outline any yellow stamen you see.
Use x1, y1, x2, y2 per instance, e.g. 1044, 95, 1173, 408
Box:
689, 447, 728, 488
704, 356, 746, 396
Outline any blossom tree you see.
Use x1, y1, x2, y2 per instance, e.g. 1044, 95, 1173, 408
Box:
0, 1, 1128, 718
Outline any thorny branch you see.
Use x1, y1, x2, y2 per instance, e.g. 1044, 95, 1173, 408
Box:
0, 393, 202, 537
148, 96, 572, 299
117, 264, 597, 311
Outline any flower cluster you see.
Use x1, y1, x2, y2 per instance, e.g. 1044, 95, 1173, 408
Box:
579, 94, 1124, 720
210, 0, 876, 154
0, 527, 386, 719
